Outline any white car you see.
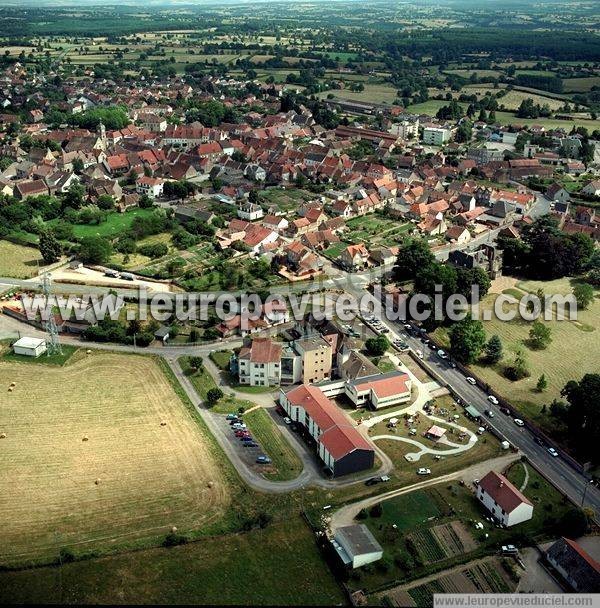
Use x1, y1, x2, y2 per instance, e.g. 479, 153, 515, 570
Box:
514, 418, 525, 427
547, 447, 559, 457
283, 417, 292, 425
416, 350, 424, 359
488, 395, 499, 405
466, 377, 476, 385
437, 350, 448, 359
417, 468, 431, 475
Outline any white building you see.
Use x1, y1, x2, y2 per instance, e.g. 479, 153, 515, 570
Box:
422, 127, 451, 146
136, 176, 164, 198
332, 524, 383, 569
237, 202, 264, 221
238, 338, 282, 387
12, 336, 47, 358
476, 471, 533, 527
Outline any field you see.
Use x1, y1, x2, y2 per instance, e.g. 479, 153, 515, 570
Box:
317, 82, 399, 104
0, 517, 345, 606
50, 208, 158, 239
0, 350, 230, 566
345, 214, 411, 247
563, 76, 600, 92
243, 408, 303, 481
0, 240, 46, 278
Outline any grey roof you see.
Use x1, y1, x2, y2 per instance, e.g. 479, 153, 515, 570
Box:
546, 537, 600, 592
341, 350, 380, 381
334, 524, 382, 557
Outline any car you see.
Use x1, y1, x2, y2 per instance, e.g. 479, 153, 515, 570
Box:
514, 418, 525, 427
226, 414, 238, 420
417, 468, 431, 475
416, 350, 424, 359
243, 442, 258, 448
283, 417, 292, 425
241, 436, 254, 442
275, 405, 286, 416
488, 395, 499, 405
484, 409, 494, 418
421, 337, 429, 344
256, 455, 271, 464
234, 430, 247, 437
232, 423, 247, 430
466, 377, 476, 385
534, 436, 545, 446
380, 475, 390, 482
437, 349, 447, 359
501, 545, 518, 555
404, 324, 412, 330
547, 447, 559, 457
500, 407, 511, 415
449, 361, 457, 368
365, 477, 381, 486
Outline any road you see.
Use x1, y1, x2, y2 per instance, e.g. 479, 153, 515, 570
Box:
358, 304, 600, 519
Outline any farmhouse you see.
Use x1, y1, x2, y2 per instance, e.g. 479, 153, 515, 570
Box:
12, 336, 47, 358
279, 384, 375, 477
331, 524, 383, 569
136, 176, 164, 198
476, 471, 533, 527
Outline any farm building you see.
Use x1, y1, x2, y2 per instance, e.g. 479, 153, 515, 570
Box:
12, 336, 47, 358
545, 537, 600, 592
331, 524, 383, 569
425, 425, 447, 441
279, 384, 375, 477
476, 471, 533, 527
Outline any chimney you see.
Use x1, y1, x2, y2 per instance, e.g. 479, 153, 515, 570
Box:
499, 481, 504, 488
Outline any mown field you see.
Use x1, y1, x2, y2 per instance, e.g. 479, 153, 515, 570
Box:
0, 240, 46, 278
0, 350, 230, 567
0, 517, 345, 606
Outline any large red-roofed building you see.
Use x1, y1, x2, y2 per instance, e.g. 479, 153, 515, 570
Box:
476, 470, 533, 526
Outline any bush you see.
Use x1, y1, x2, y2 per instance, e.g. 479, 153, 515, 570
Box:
58, 547, 76, 563
206, 387, 224, 406
162, 532, 188, 547
369, 503, 383, 518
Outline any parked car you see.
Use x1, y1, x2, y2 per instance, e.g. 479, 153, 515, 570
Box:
487, 395, 499, 405
365, 475, 391, 486
256, 455, 271, 464
500, 407, 511, 415
485, 409, 494, 418
241, 436, 254, 442
514, 418, 525, 427
466, 377, 476, 385
243, 442, 258, 448
275, 406, 285, 416
437, 349, 447, 359
501, 545, 518, 555
226, 414, 238, 421
417, 468, 431, 475
416, 350, 424, 359
283, 417, 292, 425
547, 447, 559, 457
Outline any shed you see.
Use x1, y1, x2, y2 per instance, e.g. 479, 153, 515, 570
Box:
332, 524, 383, 569
425, 425, 447, 440
12, 337, 47, 358
465, 405, 481, 420
154, 326, 171, 343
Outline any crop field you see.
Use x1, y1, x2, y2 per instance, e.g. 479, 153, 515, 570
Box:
563, 76, 600, 92
50, 208, 157, 239
345, 214, 411, 247
0, 240, 46, 278
0, 351, 230, 566
317, 82, 399, 104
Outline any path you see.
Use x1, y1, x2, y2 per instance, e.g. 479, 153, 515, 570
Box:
330, 453, 520, 530
519, 461, 530, 492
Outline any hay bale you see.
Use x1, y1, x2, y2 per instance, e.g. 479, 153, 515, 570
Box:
160, 421, 167, 426
94, 478, 100, 485
82, 435, 89, 442
0, 433, 6, 439
86, 350, 91, 354
9, 382, 16, 387
171, 526, 178, 533
207, 481, 214, 488
7, 387, 13, 392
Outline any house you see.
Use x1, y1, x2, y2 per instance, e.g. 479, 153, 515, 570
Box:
338, 244, 370, 272
422, 127, 451, 146
15, 179, 49, 200
445, 225, 471, 245
238, 337, 282, 387
294, 336, 333, 384
476, 471, 533, 527
136, 176, 164, 198
545, 537, 600, 593
546, 183, 570, 203
12, 336, 47, 358
449, 244, 503, 278
581, 180, 600, 198
154, 326, 171, 343
237, 202, 264, 221
331, 525, 383, 569
279, 384, 375, 477
262, 214, 289, 232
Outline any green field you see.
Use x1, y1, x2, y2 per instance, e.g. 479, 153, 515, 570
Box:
563, 76, 600, 92
244, 408, 303, 481
317, 82, 399, 104
51, 209, 157, 239
0, 240, 47, 278
0, 518, 345, 606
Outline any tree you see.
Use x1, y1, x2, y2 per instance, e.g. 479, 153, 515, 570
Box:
393, 238, 435, 281
504, 349, 530, 381
561, 374, 600, 463
38, 230, 62, 264
62, 182, 86, 210
536, 374, 548, 392
529, 320, 552, 350
96, 194, 115, 210
206, 387, 224, 406
78, 236, 112, 264
365, 335, 390, 357
484, 334, 503, 364
138, 194, 154, 209
559, 508, 588, 538
189, 356, 203, 371
573, 283, 594, 310
449, 315, 486, 364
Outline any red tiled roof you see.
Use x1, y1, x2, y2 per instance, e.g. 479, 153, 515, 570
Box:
353, 372, 410, 399
285, 385, 373, 460
240, 337, 282, 364
478, 471, 532, 513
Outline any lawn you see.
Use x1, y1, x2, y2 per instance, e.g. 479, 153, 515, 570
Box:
209, 349, 233, 371
0, 517, 345, 606
243, 408, 303, 481
317, 82, 399, 104
1, 343, 77, 367
563, 76, 600, 93
51, 208, 157, 239
0, 240, 47, 278
0, 351, 230, 567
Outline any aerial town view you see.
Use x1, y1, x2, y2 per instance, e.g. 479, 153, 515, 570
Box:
0, 0, 599, 605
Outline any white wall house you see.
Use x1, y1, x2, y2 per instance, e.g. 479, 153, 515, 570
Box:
237, 338, 282, 387
332, 525, 383, 569
476, 471, 533, 527
422, 127, 451, 146
136, 176, 164, 198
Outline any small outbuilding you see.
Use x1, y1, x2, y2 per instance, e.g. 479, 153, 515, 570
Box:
154, 326, 171, 343
12, 337, 47, 358
332, 524, 383, 569
425, 425, 447, 441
